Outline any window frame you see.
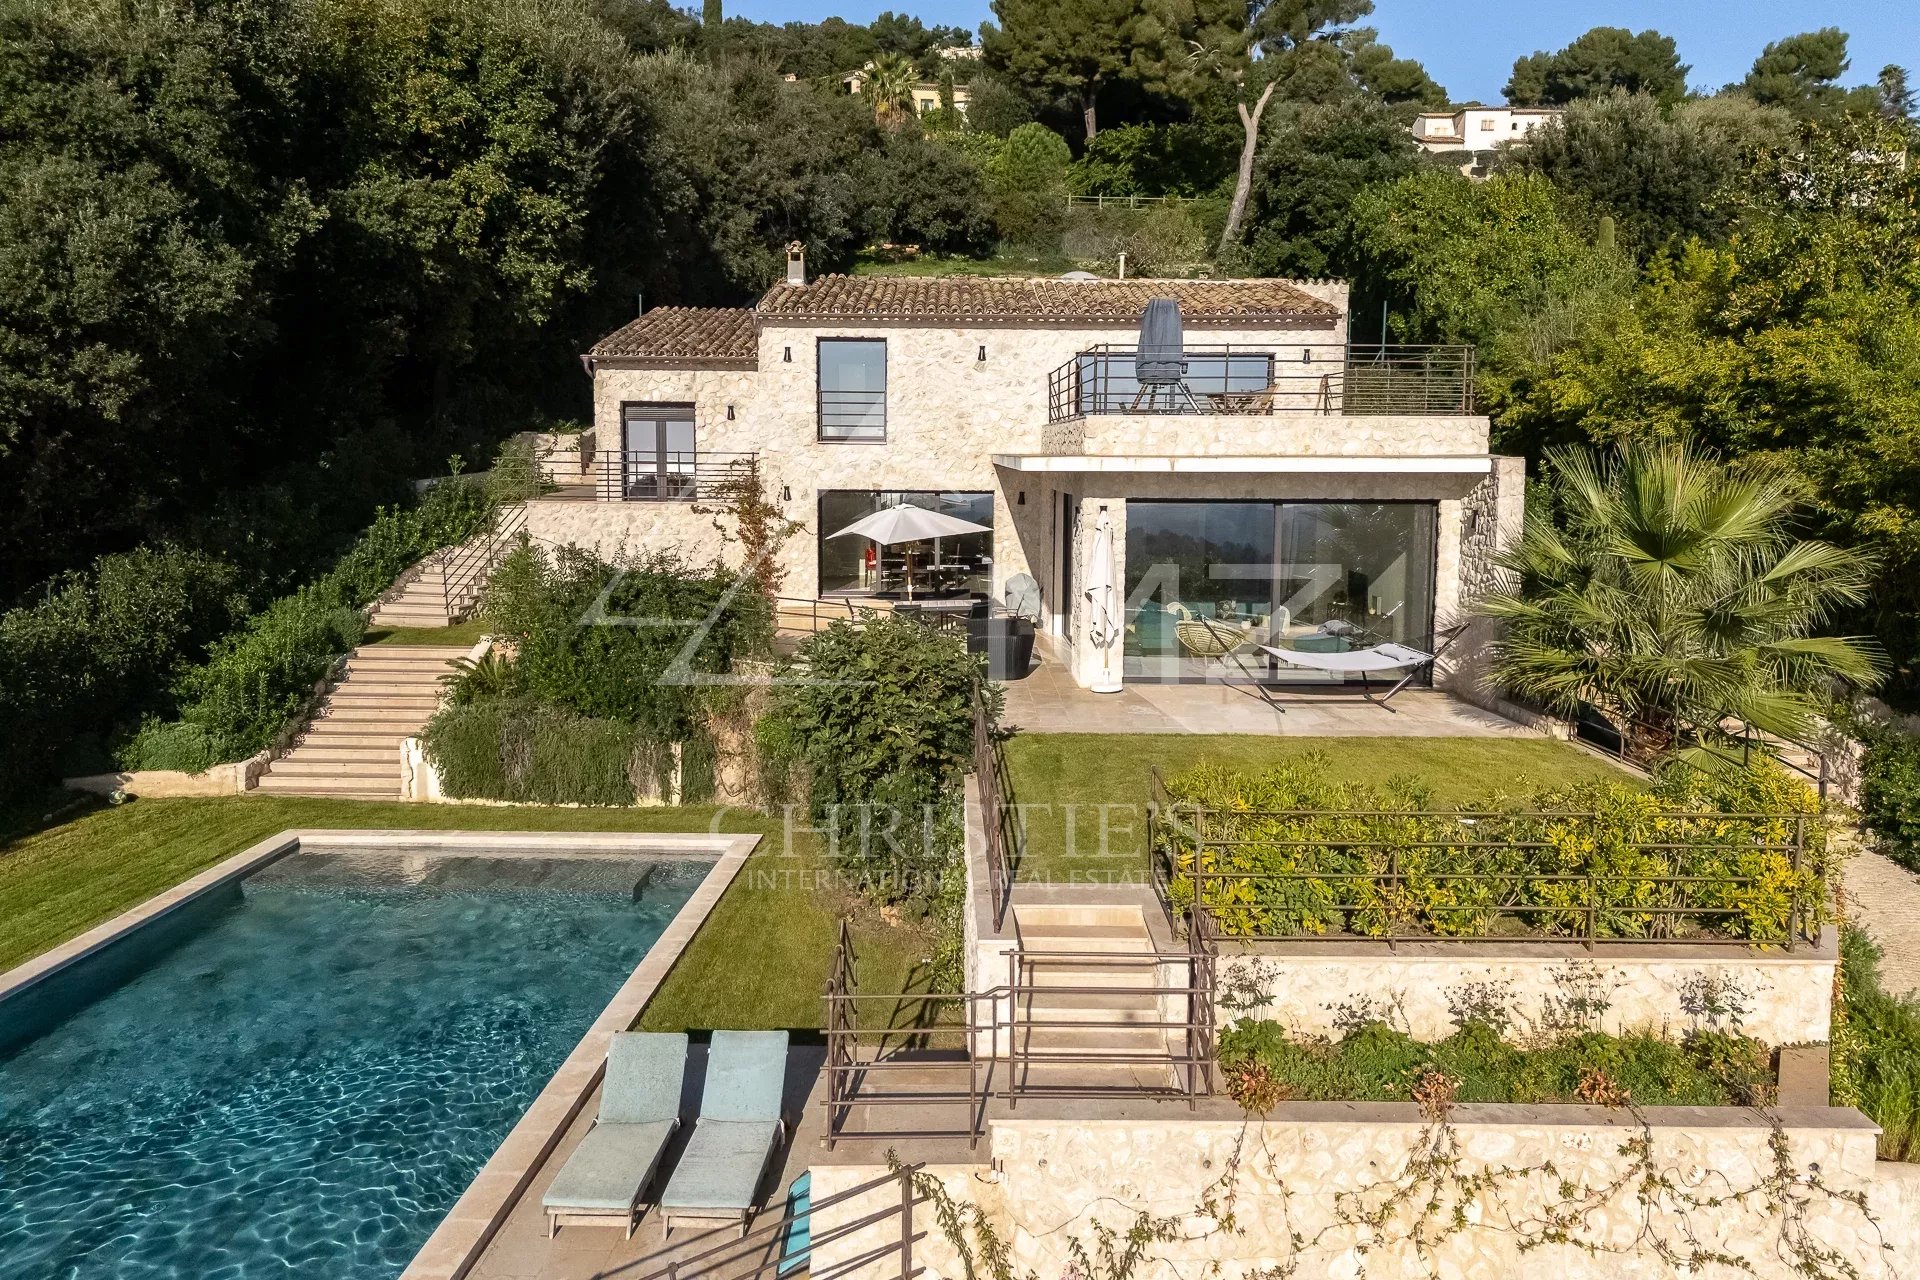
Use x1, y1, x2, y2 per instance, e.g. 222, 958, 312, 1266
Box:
617, 401, 698, 502
816, 337, 889, 444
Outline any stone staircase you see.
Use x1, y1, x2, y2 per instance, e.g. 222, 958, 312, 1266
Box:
369, 554, 457, 630
1007, 904, 1180, 1093
253, 645, 473, 799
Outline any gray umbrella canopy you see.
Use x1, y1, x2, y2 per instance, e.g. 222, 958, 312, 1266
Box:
1134, 298, 1186, 385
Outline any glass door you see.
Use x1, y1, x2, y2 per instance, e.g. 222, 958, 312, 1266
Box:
620, 404, 696, 500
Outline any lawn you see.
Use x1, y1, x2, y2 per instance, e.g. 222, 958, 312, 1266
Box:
1002, 734, 1636, 882
0, 794, 931, 1031
365, 620, 489, 646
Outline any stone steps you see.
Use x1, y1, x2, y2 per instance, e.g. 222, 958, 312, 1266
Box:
256, 642, 471, 798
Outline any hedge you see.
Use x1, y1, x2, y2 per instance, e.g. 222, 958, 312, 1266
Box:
420, 699, 714, 807
1158, 755, 1825, 944
1856, 722, 1920, 872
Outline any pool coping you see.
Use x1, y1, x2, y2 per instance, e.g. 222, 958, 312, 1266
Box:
0, 827, 758, 1280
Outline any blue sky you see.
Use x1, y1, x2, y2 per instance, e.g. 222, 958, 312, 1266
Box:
725, 1, 1919, 105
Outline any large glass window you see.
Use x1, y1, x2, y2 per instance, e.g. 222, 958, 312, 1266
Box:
619, 403, 696, 500
818, 490, 994, 598
1122, 501, 1436, 683
818, 339, 887, 441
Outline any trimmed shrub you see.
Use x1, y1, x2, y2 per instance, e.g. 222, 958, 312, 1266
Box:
1158, 754, 1824, 944
119, 475, 490, 770
423, 700, 642, 806
1856, 723, 1920, 872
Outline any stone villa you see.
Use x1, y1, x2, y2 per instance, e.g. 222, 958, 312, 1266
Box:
537, 247, 1520, 693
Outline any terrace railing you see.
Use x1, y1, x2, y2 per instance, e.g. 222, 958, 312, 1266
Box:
1150, 776, 1820, 951
1046, 343, 1477, 422
593, 450, 760, 503
618, 1157, 930, 1280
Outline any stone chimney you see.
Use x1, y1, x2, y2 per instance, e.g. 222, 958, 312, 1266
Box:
785, 241, 807, 287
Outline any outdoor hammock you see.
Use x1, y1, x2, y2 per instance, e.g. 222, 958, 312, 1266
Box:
1257, 625, 1466, 709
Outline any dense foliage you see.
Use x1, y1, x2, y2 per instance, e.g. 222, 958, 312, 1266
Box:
1219, 1018, 1770, 1108
760, 614, 997, 889
480, 543, 767, 745
1158, 754, 1826, 943
1839, 928, 1920, 1160
1855, 723, 1920, 873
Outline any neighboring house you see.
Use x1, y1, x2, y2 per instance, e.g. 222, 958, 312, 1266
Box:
1412, 105, 1563, 177
842, 66, 971, 116
545, 247, 1519, 693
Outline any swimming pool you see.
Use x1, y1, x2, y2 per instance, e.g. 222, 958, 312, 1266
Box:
0, 843, 710, 1279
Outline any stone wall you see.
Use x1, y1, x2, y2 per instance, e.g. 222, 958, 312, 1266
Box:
811, 1109, 1917, 1280
1069, 412, 1489, 458
523, 496, 733, 570
1216, 938, 1836, 1048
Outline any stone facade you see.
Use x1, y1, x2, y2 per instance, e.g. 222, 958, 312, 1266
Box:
812, 1110, 1918, 1280
1066, 412, 1489, 458
1216, 938, 1836, 1048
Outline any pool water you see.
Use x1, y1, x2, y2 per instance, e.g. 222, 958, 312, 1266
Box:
0, 850, 705, 1280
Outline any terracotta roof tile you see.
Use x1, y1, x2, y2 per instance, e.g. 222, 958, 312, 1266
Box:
590, 307, 757, 361
754, 275, 1340, 325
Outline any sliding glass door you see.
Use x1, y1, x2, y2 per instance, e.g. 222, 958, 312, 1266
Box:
1122, 501, 1437, 682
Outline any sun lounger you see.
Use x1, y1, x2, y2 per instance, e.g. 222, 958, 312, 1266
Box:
543, 1032, 687, 1238
1259, 625, 1465, 708
660, 1030, 789, 1235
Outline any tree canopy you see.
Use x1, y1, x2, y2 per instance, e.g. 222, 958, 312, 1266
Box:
1504, 27, 1689, 106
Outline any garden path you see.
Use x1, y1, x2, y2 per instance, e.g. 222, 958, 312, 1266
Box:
1843, 837, 1920, 998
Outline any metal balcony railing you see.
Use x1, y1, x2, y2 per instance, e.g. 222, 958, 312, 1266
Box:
1046, 342, 1477, 421
583, 450, 758, 502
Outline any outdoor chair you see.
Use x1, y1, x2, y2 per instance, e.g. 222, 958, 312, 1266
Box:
659, 1030, 789, 1236
542, 1032, 687, 1239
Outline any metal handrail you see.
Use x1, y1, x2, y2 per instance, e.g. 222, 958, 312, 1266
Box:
438, 501, 526, 623
972, 680, 1011, 931
1047, 342, 1477, 421
593, 450, 758, 503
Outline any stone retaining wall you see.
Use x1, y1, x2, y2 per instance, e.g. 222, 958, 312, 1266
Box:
812, 1108, 1917, 1280
1215, 935, 1837, 1048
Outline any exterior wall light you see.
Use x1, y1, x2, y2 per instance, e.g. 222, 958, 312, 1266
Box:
1301, 349, 1313, 364
1017, 490, 1026, 505
781, 485, 792, 502
977, 345, 987, 363
726, 404, 735, 420
783, 346, 792, 362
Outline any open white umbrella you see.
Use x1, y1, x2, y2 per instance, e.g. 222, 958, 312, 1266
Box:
1084, 509, 1122, 694
827, 502, 992, 599
825, 502, 991, 545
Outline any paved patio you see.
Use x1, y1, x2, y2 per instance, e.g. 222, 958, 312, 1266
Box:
1001, 636, 1531, 737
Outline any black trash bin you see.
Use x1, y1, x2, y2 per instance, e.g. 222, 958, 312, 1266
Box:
968, 611, 1036, 679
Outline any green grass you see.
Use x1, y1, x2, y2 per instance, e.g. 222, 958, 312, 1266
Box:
365, 620, 489, 646
0, 795, 929, 1031
851, 250, 1077, 278
1002, 734, 1636, 881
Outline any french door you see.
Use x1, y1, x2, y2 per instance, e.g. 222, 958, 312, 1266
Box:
620, 404, 696, 500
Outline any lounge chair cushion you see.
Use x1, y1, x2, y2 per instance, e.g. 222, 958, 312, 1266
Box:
600, 1031, 688, 1125
543, 1121, 677, 1212
660, 1120, 783, 1213
698, 1030, 788, 1123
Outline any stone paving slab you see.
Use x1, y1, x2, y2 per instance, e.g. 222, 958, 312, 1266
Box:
1843, 843, 1920, 998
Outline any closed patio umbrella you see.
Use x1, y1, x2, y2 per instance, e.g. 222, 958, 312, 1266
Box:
1131, 298, 1195, 412
1084, 509, 1122, 694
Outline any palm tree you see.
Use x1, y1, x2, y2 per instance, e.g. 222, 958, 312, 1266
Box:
1476, 441, 1884, 757
862, 54, 917, 127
